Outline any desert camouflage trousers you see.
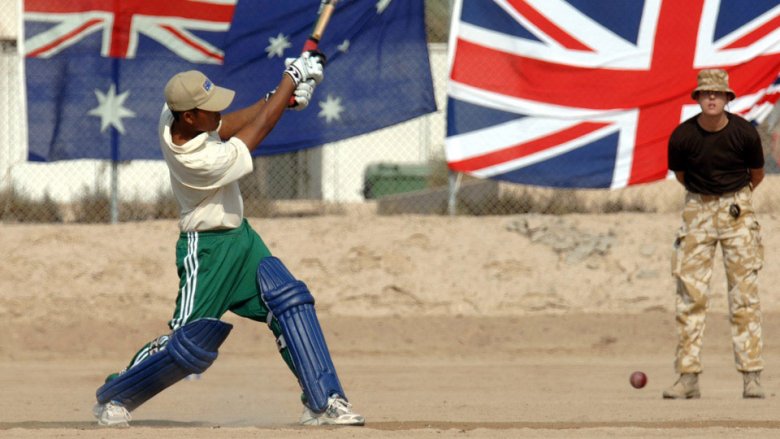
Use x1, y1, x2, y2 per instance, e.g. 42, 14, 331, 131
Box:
671, 185, 764, 374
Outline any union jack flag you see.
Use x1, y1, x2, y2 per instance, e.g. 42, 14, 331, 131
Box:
24, 0, 435, 162
24, 0, 235, 62
446, 0, 780, 188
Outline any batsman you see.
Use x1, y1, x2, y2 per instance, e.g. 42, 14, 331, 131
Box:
91, 48, 364, 427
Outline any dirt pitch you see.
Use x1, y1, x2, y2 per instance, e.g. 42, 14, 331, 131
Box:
2, 213, 780, 438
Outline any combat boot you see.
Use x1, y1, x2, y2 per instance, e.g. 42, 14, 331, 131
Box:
742, 371, 765, 399
662, 373, 700, 399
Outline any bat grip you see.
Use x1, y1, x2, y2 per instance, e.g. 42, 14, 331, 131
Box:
302, 38, 319, 52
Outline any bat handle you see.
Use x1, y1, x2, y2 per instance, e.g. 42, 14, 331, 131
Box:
302, 38, 319, 52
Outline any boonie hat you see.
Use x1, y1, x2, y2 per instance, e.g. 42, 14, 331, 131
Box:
691, 69, 735, 101
164, 70, 235, 112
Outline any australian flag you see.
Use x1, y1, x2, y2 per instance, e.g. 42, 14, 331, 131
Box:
24, 0, 436, 161
446, 0, 780, 189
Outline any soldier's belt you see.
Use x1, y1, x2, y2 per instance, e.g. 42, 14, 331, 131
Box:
698, 193, 732, 202
693, 186, 750, 202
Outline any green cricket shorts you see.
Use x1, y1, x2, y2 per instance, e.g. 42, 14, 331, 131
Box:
169, 219, 272, 330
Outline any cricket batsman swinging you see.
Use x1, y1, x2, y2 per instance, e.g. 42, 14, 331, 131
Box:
92, 0, 363, 427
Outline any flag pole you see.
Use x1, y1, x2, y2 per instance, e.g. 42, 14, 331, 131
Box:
447, 170, 461, 216
109, 58, 119, 224
446, 0, 457, 216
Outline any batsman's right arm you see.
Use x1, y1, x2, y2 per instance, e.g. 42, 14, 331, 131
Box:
220, 54, 325, 151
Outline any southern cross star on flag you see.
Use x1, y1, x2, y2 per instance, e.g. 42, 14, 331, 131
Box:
446, 0, 780, 189
23, 0, 436, 161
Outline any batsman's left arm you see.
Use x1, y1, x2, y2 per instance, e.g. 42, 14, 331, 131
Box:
219, 52, 324, 144
218, 98, 269, 141
222, 76, 296, 152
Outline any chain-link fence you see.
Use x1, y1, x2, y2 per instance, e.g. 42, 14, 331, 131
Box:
2, 1, 780, 223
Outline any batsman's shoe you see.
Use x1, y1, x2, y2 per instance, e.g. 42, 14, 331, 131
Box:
743, 371, 765, 399
299, 395, 365, 426
92, 401, 131, 427
662, 373, 700, 399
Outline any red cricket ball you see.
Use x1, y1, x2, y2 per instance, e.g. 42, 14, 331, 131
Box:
630, 371, 647, 389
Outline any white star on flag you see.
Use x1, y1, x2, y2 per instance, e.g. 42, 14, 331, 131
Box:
265, 32, 291, 58
87, 84, 136, 134
376, 0, 392, 14
337, 40, 350, 53
318, 94, 344, 123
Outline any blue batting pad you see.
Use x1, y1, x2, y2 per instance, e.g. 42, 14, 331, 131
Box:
96, 318, 232, 411
258, 256, 345, 412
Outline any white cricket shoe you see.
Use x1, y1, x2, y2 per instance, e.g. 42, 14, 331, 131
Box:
92, 401, 131, 427
299, 394, 365, 426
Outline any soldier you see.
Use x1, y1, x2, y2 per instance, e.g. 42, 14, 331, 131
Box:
664, 69, 766, 399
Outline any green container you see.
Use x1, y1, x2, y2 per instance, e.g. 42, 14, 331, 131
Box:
363, 163, 431, 199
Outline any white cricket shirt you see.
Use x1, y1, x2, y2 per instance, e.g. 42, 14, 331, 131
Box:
158, 105, 253, 232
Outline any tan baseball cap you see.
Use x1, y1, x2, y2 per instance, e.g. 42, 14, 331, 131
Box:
691, 69, 735, 101
164, 70, 235, 112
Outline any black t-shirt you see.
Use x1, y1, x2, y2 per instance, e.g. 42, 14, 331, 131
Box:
668, 112, 764, 195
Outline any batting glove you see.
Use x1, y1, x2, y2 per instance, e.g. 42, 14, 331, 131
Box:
290, 79, 316, 111
263, 79, 316, 111
284, 50, 326, 86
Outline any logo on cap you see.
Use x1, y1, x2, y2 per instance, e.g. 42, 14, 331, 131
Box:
203, 79, 213, 92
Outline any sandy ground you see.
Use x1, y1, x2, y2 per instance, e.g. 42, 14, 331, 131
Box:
2, 211, 780, 438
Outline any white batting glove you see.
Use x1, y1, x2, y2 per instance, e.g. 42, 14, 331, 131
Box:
290, 79, 316, 111
284, 51, 325, 86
